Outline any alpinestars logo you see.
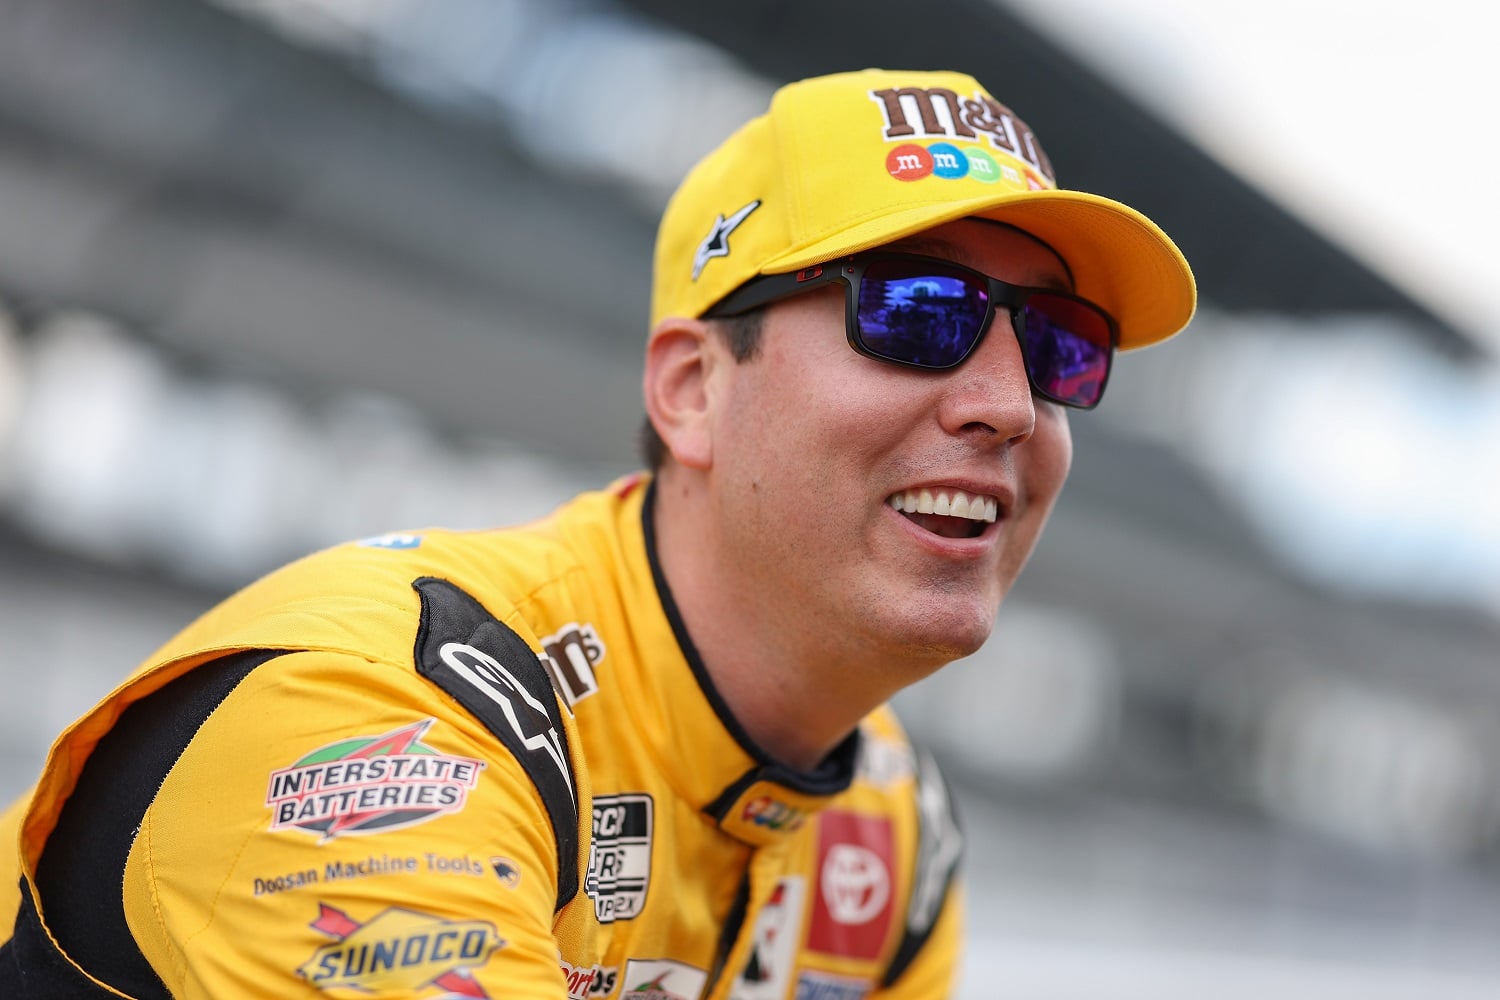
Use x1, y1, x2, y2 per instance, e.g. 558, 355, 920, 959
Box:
691, 200, 761, 280
266, 719, 484, 841
300, 902, 502, 996
438, 641, 573, 805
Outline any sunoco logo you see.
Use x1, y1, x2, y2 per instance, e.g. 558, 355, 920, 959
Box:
300, 902, 501, 996
267, 719, 484, 841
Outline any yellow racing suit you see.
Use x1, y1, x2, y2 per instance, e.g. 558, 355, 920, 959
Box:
0, 475, 964, 999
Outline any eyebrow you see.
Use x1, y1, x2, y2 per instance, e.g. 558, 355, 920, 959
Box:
884, 235, 1075, 294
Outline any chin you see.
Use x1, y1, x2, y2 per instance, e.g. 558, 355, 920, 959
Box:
888, 604, 997, 665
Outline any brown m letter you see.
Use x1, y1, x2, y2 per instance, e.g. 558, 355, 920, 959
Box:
871, 87, 973, 139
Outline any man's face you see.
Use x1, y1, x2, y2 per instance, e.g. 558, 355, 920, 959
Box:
706, 218, 1075, 668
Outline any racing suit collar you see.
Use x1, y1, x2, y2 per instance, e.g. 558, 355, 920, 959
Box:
638, 478, 860, 847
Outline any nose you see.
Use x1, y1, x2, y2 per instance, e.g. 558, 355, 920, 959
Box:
934, 314, 1036, 444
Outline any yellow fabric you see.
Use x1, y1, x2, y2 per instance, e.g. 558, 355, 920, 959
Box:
651, 68, 1196, 349
0, 789, 28, 930
2, 476, 963, 998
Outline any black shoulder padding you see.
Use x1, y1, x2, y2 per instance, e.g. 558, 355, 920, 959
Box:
882, 748, 964, 988
2, 878, 120, 999
0, 649, 281, 999
411, 576, 579, 910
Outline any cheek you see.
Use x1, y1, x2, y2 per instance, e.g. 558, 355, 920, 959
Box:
730, 350, 892, 465
1025, 408, 1073, 505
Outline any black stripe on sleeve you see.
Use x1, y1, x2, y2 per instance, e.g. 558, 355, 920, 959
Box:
0, 649, 281, 999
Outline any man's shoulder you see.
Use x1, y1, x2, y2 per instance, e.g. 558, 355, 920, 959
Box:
157, 478, 652, 667
314, 475, 650, 610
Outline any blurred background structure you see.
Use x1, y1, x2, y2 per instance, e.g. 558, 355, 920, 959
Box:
1, 0, 1497, 996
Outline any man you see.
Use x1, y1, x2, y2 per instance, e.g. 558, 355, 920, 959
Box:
0, 68, 1194, 998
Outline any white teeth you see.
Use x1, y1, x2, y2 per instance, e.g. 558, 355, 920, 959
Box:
885, 488, 998, 523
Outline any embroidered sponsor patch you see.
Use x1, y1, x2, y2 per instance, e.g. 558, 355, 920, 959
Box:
795, 971, 871, 1000
619, 959, 707, 999
740, 794, 806, 833
729, 876, 806, 1000
561, 958, 619, 999
691, 200, 761, 280
808, 811, 895, 960
250, 852, 492, 898
867, 84, 1054, 190
867, 84, 1055, 185
490, 856, 522, 889
266, 719, 484, 841
252, 866, 320, 897
585, 793, 653, 922
299, 902, 502, 996
540, 621, 605, 707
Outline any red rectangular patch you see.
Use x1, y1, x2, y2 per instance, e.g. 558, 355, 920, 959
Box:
807, 810, 895, 960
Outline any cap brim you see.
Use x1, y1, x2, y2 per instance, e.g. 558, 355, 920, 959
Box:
761, 189, 1196, 351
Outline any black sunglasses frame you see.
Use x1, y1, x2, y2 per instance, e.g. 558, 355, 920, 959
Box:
703, 251, 1118, 409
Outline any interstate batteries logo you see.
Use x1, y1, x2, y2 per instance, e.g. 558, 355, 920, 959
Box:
267, 719, 484, 841
300, 902, 502, 997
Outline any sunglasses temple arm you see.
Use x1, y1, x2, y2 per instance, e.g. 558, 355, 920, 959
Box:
703, 266, 846, 318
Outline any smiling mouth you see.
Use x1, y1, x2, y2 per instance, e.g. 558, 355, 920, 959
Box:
887, 488, 999, 540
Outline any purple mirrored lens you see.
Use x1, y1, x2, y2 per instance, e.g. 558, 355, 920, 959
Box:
1017, 294, 1111, 406
855, 261, 989, 367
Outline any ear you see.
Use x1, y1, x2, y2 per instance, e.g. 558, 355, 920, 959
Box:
642, 317, 720, 470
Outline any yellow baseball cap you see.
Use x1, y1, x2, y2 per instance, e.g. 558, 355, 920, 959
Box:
651, 68, 1196, 350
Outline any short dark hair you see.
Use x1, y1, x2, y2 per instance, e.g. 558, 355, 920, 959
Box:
640, 309, 766, 470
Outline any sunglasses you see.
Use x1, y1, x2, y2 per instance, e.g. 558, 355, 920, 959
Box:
704, 252, 1118, 409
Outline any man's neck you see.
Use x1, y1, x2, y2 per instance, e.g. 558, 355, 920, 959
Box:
649, 473, 923, 772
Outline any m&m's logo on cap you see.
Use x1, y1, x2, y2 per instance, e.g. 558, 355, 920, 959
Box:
884, 142, 1018, 186
868, 84, 1055, 189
